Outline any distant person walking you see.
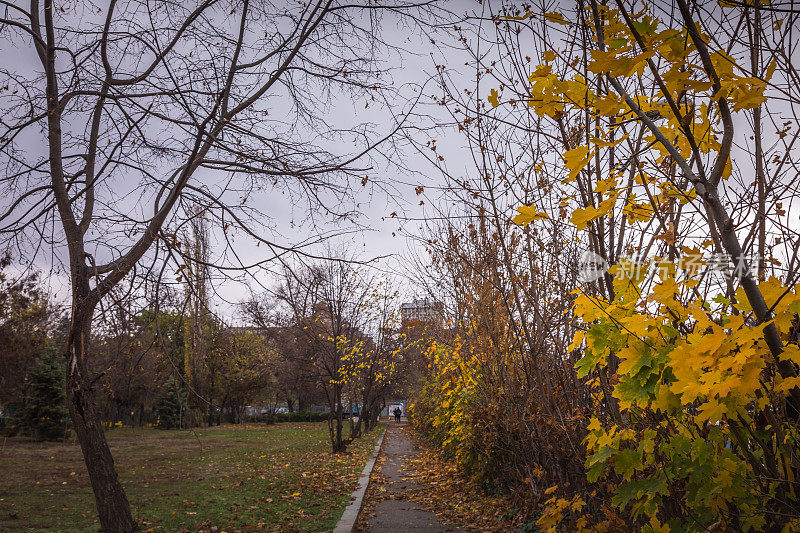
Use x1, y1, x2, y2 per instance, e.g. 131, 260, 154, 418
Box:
393, 407, 402, 423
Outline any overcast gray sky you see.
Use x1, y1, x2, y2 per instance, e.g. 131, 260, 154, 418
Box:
0, 0, 476, 320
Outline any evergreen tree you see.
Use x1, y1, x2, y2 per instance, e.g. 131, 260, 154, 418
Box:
153, 377, 187, 429
20, 344, 68, 441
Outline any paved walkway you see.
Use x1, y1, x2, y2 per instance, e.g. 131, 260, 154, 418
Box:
366, 422, 465, 532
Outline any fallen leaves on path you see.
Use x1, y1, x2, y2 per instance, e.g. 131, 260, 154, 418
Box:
399, 427, 527, 531
357, 426, 528, 532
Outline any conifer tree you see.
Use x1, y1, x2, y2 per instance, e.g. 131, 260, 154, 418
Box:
153, 377, 187, 430
20, 344, 68, 441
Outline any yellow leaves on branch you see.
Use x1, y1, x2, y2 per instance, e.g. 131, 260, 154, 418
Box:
776, 376, 800, 393
500, 10, 533, 21
588, 48, 654, 78
528, 64, 552, 79
526, 65, 565, 118
727, 78, 769, 111
661, 67, 713, 95
593, 175, 617, 194
623, 200, 653, 223
543, 12, 569, 26
709, 51, 775, 112
588, 134, 628, 148
536, 492, 586, 533
592, 92, 625, 117
500, 10, 568, 26
575, 270, 800, 427
513, 4, 781, 202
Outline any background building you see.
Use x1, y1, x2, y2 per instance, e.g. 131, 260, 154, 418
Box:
400, 298, 443, 323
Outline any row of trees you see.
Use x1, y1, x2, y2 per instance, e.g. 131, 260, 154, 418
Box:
0, 248, 414, 443
409, 1, 800, 531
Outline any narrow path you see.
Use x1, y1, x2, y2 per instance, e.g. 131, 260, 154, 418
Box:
364, 422, 465, 532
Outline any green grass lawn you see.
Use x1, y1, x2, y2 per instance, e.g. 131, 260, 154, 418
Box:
0, 422, 384, 532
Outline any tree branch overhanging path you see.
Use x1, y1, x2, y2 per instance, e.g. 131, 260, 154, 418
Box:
0, 1, 431, 530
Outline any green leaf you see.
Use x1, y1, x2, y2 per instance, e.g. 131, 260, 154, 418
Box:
613, 449, 642, 480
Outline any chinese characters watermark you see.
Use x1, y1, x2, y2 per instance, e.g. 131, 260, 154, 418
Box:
578, 251, 760, 283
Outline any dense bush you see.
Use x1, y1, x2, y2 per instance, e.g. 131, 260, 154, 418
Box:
410, 337, 586, 499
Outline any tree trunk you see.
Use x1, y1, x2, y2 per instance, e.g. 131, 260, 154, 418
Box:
362, 406, 371, 432
66, 307, 135, 533
335, 402, 344, 451
207, 381, 214, 427
371, 403, 380, 428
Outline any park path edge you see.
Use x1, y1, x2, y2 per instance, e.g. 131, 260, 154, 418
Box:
332, 424, 388, 533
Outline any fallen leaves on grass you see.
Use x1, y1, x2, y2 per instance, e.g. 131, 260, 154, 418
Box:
1, 423, 384, 533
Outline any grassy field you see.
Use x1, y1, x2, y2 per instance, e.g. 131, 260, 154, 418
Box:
0, 422, 384, 532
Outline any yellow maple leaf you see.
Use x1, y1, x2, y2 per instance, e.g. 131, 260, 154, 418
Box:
513, 204, 549, 226
624, 201, 653, 223
502, 10, 533, 21
780, 345, 800, 365
542, 50, 557, 62
589, 134, 629, 148
570, 197, 615, 231
654, 385, 680, 413
730, 82, 767, 111
776, 376, 800, 393
697, 399, 727, 423
759, 276, 790, 308
589, 49, 654, 77
563, 146, 594, 181
587, 48, 621, 74
528, 64, 552, 81
764, 58, 777, 81
593, 176, 617, 194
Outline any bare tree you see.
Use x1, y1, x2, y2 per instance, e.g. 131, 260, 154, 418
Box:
239, 294, 323, 412
0, 0, 427, 529
278, 259, 373, 452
